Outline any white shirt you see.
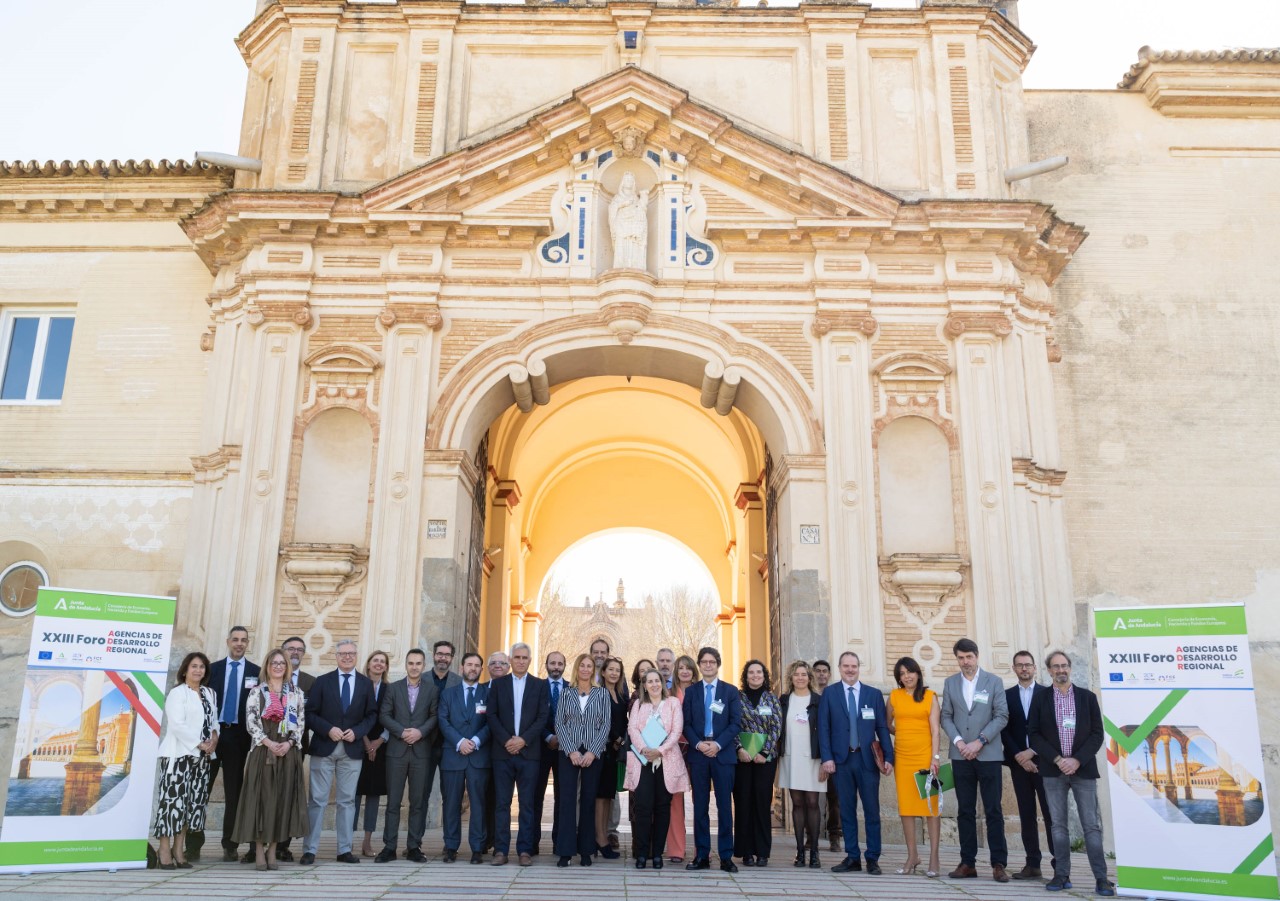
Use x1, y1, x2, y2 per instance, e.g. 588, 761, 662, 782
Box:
578, 692, 591, 713
512, 673, 528, 731
955, 670, 981, 747
1019, 683, 1035, 717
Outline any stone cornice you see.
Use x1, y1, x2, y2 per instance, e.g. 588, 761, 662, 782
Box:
0, 160, 233, 221
1119, 46, 1280, 118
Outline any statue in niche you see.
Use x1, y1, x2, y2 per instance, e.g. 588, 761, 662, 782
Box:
608, 172, 648, 270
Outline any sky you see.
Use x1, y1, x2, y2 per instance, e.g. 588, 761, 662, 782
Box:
1, 1, 1276, 163
542, 529, 717, 607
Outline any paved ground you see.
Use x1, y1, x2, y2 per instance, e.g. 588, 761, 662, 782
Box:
0, 834, 1120, 901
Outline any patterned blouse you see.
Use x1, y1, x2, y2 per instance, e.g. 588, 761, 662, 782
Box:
736, 690, 782, 761
246, 681, 306, 750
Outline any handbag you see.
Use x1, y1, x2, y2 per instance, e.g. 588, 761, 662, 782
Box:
872, 738, 886, 772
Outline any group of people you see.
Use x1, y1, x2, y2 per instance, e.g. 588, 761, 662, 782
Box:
150, 628, 1115, 895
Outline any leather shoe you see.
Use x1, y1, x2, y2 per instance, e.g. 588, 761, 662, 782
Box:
275, 849, 294, 862
832, 857, 861, 873
299, 853, 316, 865
470, 852, 484, 864
635, 857, 647, 869
407, 848, 427, 863
240, 851, 255, 864
866, 860, 881, 875
756, 857, 768, 868
1012, 865, 1042, 879
558, 856, 572, 868
742, 855, 756, 867
439, 848, 455, 863
652, 857, 663, 870
221, 849, 238, 863
949, 864, 978, 878
719, 859, 739, 873
519, 853, 533, 867
491, 852, 508, 866
993, 864, 1010, 883
686, 858, 710, 870
374, 849, 397, 863
336, 852, 361, 864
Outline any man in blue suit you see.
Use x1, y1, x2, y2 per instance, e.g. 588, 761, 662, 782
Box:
485, 642, 549, 867
301, 639, 378, 865
681, 645, 743, 873
818, 651, 894, 874
439, 652, 492, 864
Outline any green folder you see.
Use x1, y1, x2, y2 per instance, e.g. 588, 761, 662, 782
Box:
914, 762, 955, 799
738, 731, 766, 758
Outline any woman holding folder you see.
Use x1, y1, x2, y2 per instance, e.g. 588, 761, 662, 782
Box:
624, 668, 688, 868
733, 660, 781, 867
556, 653, 612, 867
887, 656, 942, 877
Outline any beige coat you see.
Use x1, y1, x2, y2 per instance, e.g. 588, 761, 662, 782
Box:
623, 696, 689, 794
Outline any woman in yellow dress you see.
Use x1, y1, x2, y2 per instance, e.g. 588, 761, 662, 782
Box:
887, 656, 941, 877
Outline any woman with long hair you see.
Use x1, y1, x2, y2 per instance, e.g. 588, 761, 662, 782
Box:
555, 653, 611, 867
153, 652, 218, 869
595, 656, 628, 858
887, 655, 942, 877
624, 668, 689, 868
777, 660, 825, 868
733, 659, 781, 867
629, 658, 656, 705
665, 654, 697, 863
355, 649, 391, 857
231, 647, 308, 869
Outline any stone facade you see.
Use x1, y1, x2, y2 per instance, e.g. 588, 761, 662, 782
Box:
0, 0, 1277, 842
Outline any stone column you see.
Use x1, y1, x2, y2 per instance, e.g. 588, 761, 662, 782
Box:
735, 483, 768, 666
420, 449, 482, 653
487, 479, 521, 651
61, 671, 105, 816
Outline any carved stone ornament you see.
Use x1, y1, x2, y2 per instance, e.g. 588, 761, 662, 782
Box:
944, 312, 1013, 338
812, 312, 878, 337
613, 126, 648, 158
199, 330, 215, 352
608, 172, 648, 270
379, 303, 444, 331
879, 553, 967, 622
281, 543, 369, 605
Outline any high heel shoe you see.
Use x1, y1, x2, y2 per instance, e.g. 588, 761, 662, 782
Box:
895, 861, 920, 876
157, 861, 176, 871
597, 843, 619, 860
652, 857, 663, 870
174, 858, 192, 869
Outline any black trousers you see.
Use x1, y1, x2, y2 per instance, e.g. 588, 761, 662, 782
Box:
825, 778, 842, 837
187, 722, 249, 855
732, 759, 777, 860
632, 764, 672, 859
1009, 761, 1056, 869
953, 758, 1007, 867
554, 752, 602, 858
534, 742, 560, 852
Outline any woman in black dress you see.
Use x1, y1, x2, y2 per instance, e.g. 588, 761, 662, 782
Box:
595, 656, 627, 858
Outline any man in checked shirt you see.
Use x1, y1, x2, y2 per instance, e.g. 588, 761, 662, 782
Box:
1028, 651, 1115, 897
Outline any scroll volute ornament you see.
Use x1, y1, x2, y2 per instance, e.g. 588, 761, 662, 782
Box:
944, 313, 1013, 338
379, 303, 444, 331
812, 312, 878, 338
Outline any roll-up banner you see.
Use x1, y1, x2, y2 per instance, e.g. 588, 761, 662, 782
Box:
0, 587, 176, 873
1096, 603, 1278, 901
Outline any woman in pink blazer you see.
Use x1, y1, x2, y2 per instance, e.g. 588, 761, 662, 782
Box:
625, 668, 690, 868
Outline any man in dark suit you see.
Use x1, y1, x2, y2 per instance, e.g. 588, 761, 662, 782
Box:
189, 625, 259, 862
276, 635, 315, 862
485, 641, 549, 867
423, 640, 462, 828
376, 647, 438, 863
681, 645, 743, 873
1002, 650, 1055, 880
1028, 651, 1114, 897
817, 650, 894, 875
481, 651, 510, 854
301, 639, 378, 865
439, 652, 492, 863
533, 649, 566, 856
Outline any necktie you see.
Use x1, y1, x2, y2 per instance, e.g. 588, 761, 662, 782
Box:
466, 685, 474, 712
704, 683, 715, 738
341, 672, 351, 713
551, 680, 560, 706
847, 685, 859, 752
221, 660, 239, 724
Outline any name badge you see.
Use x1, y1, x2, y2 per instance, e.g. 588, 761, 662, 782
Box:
973, 690, 990, 705
861, 706, 875, 720
796, 711, 809, 724
244, 677, 258, 689
1063, 716, 1076, 730
475, 703, 487, 715
709, 700, 725, 714
758, 705, 773, 717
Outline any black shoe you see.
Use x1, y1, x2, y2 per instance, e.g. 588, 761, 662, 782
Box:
275, 849, 294, 862
809, 850, 821, 869
408, 848, 428, 863
221, 849, 239, 863
299, 853, 316, 865
374, 849, 397, 863
579, 854, 592, 867
598, 843, 620, 860
866, 860, 881, 875
558, 856, 572, 868
742, 855, 756, 867
439, 849, 455, 863
635, 857, 647, 869
687, 858, 710, 870
720, 859, 739, 873
832, 856, 861, 873
336, 852, 361, 863
652, 857, 663, 870
470, 852, 484, 864
1046, 875, 1072, 892
757, 857, 768, 868
240, 851, 255, 864
157, 862, 176, 871
1096, 879, 1116, 897
794, 852, 806, 868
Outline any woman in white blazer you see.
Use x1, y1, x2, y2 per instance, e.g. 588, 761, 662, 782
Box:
153, 651, 219, 868
625, 668, 689, 868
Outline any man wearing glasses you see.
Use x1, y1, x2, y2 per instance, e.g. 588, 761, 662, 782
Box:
300, 639, 378, 865
1001, 651, 1055, 880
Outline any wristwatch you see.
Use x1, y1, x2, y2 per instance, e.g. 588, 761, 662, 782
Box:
978, 735, 988, 746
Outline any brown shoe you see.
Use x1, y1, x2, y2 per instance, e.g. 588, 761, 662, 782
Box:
491, 852, 508, 866
1011, 865, 1043, 880
993, 865, 1010, 883
949, 864, 978, 878
518, 853, 533, 867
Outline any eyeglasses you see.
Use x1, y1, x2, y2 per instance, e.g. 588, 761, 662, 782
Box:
336, 652, 357, 658
1049, 664, 1071, 671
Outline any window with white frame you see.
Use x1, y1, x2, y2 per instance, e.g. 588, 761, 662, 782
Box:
0, 311, 75, 403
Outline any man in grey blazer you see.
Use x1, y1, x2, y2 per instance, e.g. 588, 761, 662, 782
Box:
376, 648, 439, 862
939, 638, 1010, 882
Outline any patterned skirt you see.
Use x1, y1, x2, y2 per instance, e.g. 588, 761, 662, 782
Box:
152, 753, 211, 837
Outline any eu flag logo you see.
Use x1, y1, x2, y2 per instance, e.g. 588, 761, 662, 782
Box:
37, 651, 52, 660
1108, 672, 1123, 682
